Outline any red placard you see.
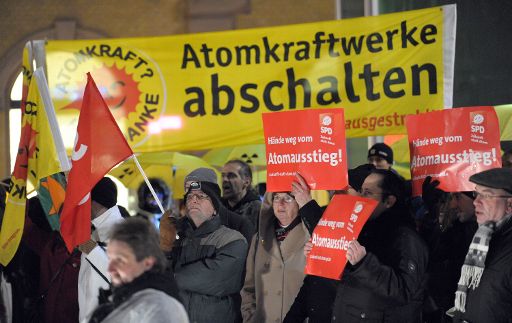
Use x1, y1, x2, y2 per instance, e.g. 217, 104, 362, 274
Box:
262, 108, 348, 192
406, 106, 501, 196
305, 194, 377, 280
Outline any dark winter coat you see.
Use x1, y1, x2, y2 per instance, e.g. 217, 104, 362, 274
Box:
172, 215, 247, 323
218, 204, 255, 247
331, 206, 429, 323
23, 219, 80, 323
422, 218, 477, 317
453, 217, 512, 323
223, 190, 262, 230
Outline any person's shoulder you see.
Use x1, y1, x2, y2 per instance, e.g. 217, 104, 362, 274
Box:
215, 225, 247, 245
221, 206, 249, 223
131, 289, 189, 322
248, 198, 262, 206
243, 190, 263, 205
136, 288, 181, 304
395, 225, 428, 253
396, 224, 422, 240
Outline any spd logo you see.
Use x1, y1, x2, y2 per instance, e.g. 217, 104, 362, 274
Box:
353, 201, 364, 214
319, 113, 334, 135
470, 112, 486, 134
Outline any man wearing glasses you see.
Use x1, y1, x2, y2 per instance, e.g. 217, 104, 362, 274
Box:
171, 181, 248, 323
332, 169, 428, 323
451, 167, 512, 323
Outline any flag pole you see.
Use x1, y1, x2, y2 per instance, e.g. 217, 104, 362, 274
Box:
131, 155, 165, 214
33, 68, 71, 172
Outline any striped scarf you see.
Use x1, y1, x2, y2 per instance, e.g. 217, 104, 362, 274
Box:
454, 221, 495, 312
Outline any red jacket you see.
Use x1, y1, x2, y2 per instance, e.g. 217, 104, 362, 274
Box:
24, 218, 81, 323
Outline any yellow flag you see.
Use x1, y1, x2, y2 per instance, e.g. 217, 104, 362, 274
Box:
0, 63, 64, 265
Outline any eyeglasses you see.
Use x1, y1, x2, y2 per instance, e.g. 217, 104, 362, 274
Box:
272, 194, 295, 204
472, 191, 512, 200
186, 193, 211, 203
359, 189, 383, 198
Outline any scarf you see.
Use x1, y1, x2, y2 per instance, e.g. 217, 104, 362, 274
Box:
275, 216, 301, 242
454, 221, 495, 312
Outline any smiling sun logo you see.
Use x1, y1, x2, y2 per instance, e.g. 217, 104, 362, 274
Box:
61, 63, 142, 120
50, 43, 166, 148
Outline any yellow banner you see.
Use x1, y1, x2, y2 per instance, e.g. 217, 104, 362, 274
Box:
46, 5, 456, 152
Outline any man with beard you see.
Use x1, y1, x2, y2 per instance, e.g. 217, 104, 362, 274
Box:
221, 160, 262, 230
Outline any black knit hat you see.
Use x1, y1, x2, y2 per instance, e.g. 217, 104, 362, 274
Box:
348, 163, 376, 192
368, 143, 394, 165
184, 181, 221, 213
91, 177, 118, 209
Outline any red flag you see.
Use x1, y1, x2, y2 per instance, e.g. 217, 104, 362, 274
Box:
60, 73, 133, 252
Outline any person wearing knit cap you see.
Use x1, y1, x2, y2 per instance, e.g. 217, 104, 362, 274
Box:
77, 177, 124, 323
180, 167, 254, 243
184, 167, 218, 187
367, 142, 394, 170
451, 168, 512, 323
171, 180, 247, 323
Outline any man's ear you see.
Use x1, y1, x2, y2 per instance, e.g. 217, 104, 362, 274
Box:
506, 197, 512, 214
384, 195, 397, 209
242, 176, 251, 189
143, 256, 156, 271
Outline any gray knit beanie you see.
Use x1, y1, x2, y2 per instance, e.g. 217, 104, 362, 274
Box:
184, 168, 217, 185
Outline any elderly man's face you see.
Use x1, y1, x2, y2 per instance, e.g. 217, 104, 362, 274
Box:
185, 189, 215, 227
107, 240, 153, 287
473, 185, 512, 224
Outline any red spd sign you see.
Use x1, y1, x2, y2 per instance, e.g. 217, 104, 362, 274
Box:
305, 194, 377, 280
406, 106, 501, 196
262, 108, 347, 192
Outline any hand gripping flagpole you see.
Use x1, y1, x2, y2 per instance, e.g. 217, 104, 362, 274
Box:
131, 155, 166, 214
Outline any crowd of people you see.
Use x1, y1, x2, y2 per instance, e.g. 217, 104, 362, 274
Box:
1, 144, 512, 323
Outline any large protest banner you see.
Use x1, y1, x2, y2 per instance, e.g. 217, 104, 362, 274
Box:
305, 194, 377, 280
45, 5, 456, 152
406, 106, 501, 196
262, 108, 347, 191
